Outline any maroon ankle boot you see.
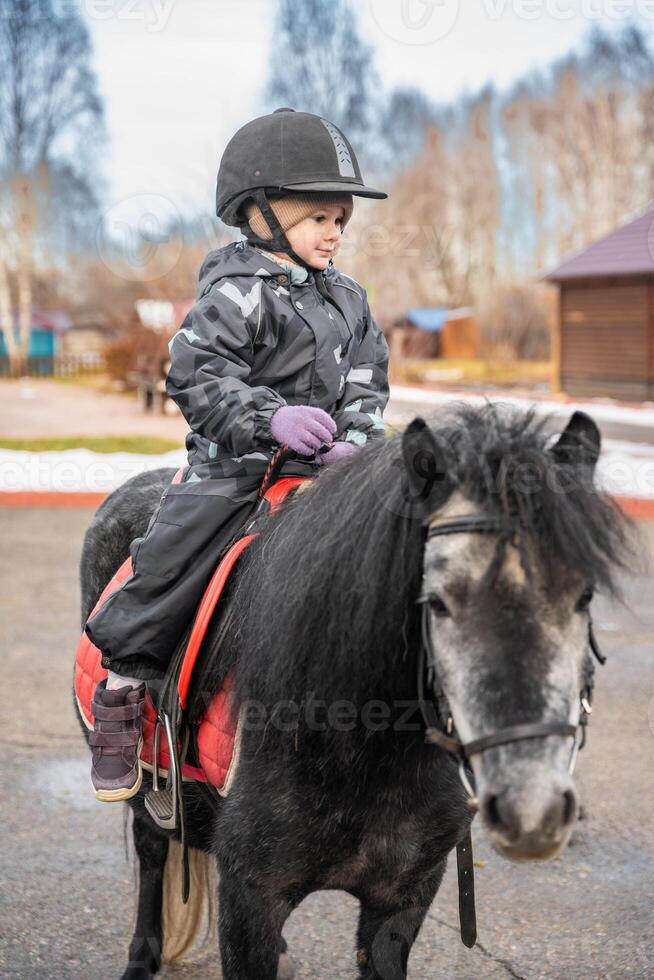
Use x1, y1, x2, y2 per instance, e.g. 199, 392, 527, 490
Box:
90, 680, 145, 802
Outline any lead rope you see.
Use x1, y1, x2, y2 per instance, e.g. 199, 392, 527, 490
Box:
258, 444, 291, 500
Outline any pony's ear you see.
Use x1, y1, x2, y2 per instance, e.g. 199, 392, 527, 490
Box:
550, 411, 601, 472
401, 417, 453, 515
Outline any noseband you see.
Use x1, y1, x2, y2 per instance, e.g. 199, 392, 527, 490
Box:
417, 514, 605, 810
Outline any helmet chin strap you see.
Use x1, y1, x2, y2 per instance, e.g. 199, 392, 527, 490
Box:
240, 189, 321, 272
238, 188, 352, 351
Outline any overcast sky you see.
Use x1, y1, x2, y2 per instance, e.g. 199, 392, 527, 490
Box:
86, 0, 654, 223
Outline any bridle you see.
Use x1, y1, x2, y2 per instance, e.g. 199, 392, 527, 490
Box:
416, 514, 606, 811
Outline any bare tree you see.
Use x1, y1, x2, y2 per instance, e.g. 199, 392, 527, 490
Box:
264, 0, 379, 156
349, 88, 502, 326
501, 24, 654, 276
0, 0, 105, 367
378, 86, 446, 177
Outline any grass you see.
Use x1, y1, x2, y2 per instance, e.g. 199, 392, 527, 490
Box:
0, 435, 182, 454
392, 358, 552, 388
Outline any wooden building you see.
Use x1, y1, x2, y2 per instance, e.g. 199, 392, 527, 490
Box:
391, 307, 480, 361
61, 315, 117, 358
0, 310, 71, 375
544, 203, 654, 401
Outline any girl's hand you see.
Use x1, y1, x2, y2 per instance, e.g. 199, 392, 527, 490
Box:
315, 441, 359, 466
270, 405, 336, 455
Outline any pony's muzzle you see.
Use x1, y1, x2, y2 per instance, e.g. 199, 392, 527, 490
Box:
480, 773, 578, 862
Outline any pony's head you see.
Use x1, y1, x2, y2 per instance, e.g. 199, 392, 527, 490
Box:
403, 405, 628, 861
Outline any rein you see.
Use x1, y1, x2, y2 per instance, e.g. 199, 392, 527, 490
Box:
416, 514, 606, 811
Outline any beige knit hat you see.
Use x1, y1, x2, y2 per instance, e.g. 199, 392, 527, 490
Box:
245, 192, 353, 241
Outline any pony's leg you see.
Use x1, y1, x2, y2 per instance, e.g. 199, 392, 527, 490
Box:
355, 904, 429, 980
120, 815, 169, 980
218, 871, 288, 980
355, 865, 446, 980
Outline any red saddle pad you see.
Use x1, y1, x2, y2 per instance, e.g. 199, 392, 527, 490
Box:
74, 475, 309, 790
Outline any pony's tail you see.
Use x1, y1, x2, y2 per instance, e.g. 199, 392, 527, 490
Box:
161, 842, 217, 964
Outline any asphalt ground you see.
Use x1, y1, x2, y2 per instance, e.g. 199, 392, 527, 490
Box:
0, 507, 652, 980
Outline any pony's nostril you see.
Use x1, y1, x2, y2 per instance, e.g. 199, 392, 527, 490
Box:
541, 788, 578, 837
484, 793, 501, 828
482, 791, 520, 842
562, 788, 577, 827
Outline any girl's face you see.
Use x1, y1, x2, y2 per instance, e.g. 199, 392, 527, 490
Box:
285, 205, 345, 270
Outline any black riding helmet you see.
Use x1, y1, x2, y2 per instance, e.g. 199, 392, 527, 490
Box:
216, 107, 387, 269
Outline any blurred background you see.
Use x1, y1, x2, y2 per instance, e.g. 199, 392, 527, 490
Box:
3, 0, 654, 418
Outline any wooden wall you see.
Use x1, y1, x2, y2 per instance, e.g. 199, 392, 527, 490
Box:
391, 317, 481, 361
559, 277, 654, 400
441, 316, 480, 359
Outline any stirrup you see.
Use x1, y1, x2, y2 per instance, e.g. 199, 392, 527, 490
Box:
145, 711, 179, 830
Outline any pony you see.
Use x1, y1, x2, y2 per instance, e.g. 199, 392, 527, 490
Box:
76, 403, 629, 980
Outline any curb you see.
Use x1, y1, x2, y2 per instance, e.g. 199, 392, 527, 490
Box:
0, 491, 108, 508
1, 491, 653, 520
614, 496, 654, 521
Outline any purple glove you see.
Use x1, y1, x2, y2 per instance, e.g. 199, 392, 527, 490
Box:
269, 405, 336, 455
316, 441, 360, 465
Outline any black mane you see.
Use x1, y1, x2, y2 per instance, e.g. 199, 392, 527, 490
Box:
190, 403, 630, 721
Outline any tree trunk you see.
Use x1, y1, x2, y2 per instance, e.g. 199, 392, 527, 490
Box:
15, 174, 34, 369
0, 250, 16, 372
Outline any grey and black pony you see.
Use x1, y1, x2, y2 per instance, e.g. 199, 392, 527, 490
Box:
76, 403, 629, 980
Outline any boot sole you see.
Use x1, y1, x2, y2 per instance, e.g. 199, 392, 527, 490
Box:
93, 737, 144, 802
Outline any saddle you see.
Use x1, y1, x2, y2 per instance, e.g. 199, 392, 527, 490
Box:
75, 449, 311, 897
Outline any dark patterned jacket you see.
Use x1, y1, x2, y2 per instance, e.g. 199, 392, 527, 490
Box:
165, 240, 389, 480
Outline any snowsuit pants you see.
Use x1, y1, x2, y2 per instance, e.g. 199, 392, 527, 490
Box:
84, 469, 269, 681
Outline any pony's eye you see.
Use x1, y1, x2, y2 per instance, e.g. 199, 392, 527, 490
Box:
429, 594, 451, 618
575, 586, 595, 612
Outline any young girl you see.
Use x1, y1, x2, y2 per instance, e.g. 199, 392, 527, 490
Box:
85, 107, 390, 800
